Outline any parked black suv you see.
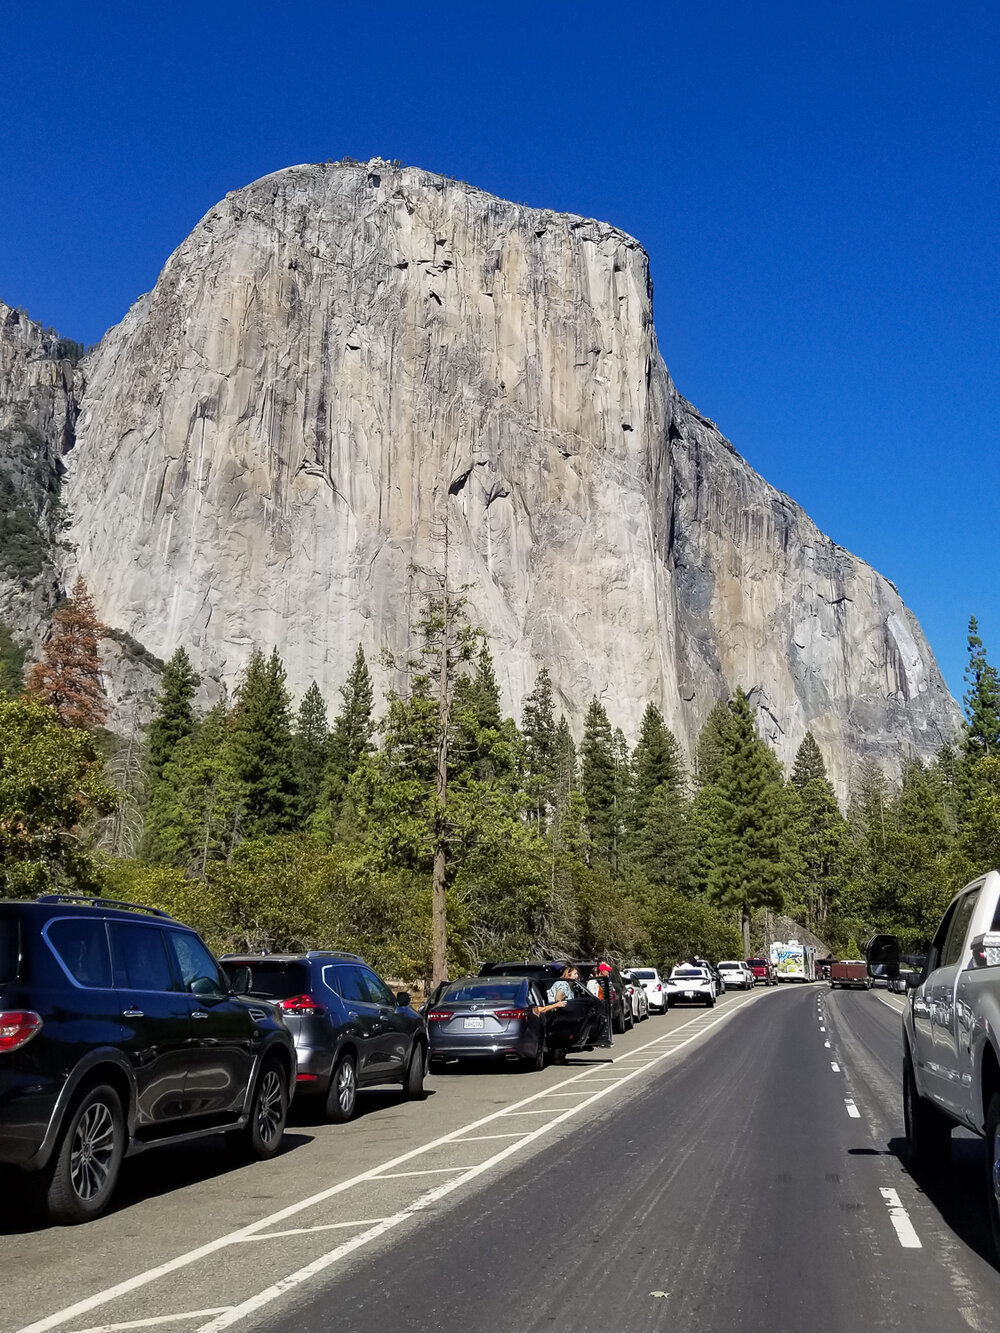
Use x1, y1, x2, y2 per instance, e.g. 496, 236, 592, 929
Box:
220, 951, 427, 1121
0, 896, 296, 1224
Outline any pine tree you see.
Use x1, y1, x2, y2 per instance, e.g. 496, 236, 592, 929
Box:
963, 616, 1000, 761
699, 690, 792, 953
228, 647, 298, 837
793, 777, 848, 929
147, 648, 200, 785
293, 681, 329, 822
25, 577, 109, 729
0, 623, 25, 697
790, 732, 828, 791
552, 715, 577, 808
696, 701, 734, 786
633, 781, 694, 890
315, 644, 375, 834
522, 667, 557, 821
143, 698, 244, 872
631, 704, 685, 807
580, 698, 618, 869
451, 643, 515, 784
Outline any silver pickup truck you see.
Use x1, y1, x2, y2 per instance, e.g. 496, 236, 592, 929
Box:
875, 871, 1000, 1255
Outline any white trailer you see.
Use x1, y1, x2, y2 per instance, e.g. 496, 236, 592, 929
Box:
769, 939, 816, 982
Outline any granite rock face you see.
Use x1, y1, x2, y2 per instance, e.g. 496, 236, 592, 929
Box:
0, 302, 75, 639
55, 160, 959, 793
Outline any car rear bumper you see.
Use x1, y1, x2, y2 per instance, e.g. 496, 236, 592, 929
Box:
429, 1031, 536, 1060
0, 1074, 62, 1167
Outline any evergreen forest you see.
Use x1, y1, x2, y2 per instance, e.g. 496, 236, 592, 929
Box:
3, 581, 1000, 986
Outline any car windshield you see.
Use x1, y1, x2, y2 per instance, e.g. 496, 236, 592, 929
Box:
444, 982, 526, 1003
242, 961, 311, 998
0, 919, 18, 984
671, 969, 706, 979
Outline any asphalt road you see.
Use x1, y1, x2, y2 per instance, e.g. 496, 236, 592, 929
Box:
4, 984, 1000, 1333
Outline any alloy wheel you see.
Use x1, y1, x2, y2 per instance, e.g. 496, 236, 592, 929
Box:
337, 1059, 357, 1116
70, 1101, 116, 1202
256, 1069, 284, 1145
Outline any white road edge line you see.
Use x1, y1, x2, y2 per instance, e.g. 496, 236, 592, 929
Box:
877, 995, 906, 1013
16, 991, 767, 1333
68, 1313, 233, 1333
845, 1098, 861, 1119
880, 1187, 922, 1248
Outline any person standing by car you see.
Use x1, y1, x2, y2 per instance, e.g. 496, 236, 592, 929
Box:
546, 965, 579, 1061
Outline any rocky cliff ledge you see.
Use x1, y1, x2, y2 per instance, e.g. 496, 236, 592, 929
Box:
47, 160, 959, 792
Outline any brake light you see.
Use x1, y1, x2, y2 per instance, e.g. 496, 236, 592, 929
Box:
495, 1009, 528, 1021
296, 1073, 318, 1082
0, 1011, 42, 1053
656, 984, 662, 991
427, 1010, 453, 1021
277, 994, 326, 1016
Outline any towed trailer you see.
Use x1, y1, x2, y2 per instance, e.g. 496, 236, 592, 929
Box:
829, 959, 871, 990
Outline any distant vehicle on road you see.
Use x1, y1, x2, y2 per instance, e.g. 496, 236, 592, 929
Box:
770, 940, 817, 982
0, 896, 295, 1225
222, 950, 426, 1121
717, 960, 754, 990
426, 976, 548, 1070
665, 965, 716, 1007
630, 967, 668, 1013
829, 960, 871, 990
746, 957, 775, 986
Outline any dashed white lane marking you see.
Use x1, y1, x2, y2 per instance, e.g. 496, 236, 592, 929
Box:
235, 1220, 388, 1241
824, 1041, 831, 1048
831, 1062, 841, 1072
373, 1167, 464, 1178
845, 1098, 861, 1118
820, 1026, 826, 1032
880, 1187, 922, 1248
71, 1314, 233, 1333
17, 995, 767, 1333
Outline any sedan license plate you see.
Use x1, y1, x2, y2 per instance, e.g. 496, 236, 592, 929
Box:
464, 1016, 485, 1030
684, 990, 695, 998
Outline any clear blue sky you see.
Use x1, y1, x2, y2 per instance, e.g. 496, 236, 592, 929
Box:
4, 1, 997, 703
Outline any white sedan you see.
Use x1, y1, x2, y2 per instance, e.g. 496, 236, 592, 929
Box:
717, 960, 754, 990
621, 970, 650, 1022
665, 966, 716, 1007
629, 967, 668, 1014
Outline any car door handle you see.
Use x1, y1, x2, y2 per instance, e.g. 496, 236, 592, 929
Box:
122, 1009, 144, 1018
192, 1011, 209, 1019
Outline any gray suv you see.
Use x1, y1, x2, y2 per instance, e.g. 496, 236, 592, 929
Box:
221, 951, 427, 1121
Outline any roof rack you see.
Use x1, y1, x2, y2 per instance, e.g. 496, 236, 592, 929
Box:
35, 894, 175, 919
305, 950, 364, 961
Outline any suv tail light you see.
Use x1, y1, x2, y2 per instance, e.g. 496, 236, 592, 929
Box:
495, 1008, 528, 1021
0, 1011, 42, 1053
277, 994, 326, 1016
656, 983, 662, 991
427, 1010, 453, 1022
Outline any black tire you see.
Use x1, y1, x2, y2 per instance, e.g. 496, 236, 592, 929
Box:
230, 1057, 287, 1160
326, 1052, 358, 1123
985, 1092, 1000, 1260
707, 996, 716, 1008
404, 1043, 426, 1098
903, 1049, 951, 1166
37, 1082, 125, 1225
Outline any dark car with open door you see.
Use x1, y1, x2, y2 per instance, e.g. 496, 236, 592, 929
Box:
477, 961, 611, 1053
221, 950, 426, 1121
427, 976, 548, 1070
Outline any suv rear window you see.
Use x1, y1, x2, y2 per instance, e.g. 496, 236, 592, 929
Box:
444, 982, 526, 1003
0, 920, 19, 984
46, 918, 113, 989
245, 961, 311, 999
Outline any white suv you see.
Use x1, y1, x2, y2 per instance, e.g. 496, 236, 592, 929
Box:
717, 960, 754, 990
629, 967, 667, 1014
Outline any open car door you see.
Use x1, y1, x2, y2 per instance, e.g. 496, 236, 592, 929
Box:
542, 981, 613, 1051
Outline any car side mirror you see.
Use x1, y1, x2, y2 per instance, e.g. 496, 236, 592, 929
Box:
396, 991, 411, 1008
969, 934, 1000, 969
226, 965, 252, 994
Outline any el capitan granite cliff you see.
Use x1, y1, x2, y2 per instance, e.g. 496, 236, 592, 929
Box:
0, 160, 962, 791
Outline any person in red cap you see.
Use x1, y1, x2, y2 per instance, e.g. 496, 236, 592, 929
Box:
587, 961, 612, 1001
